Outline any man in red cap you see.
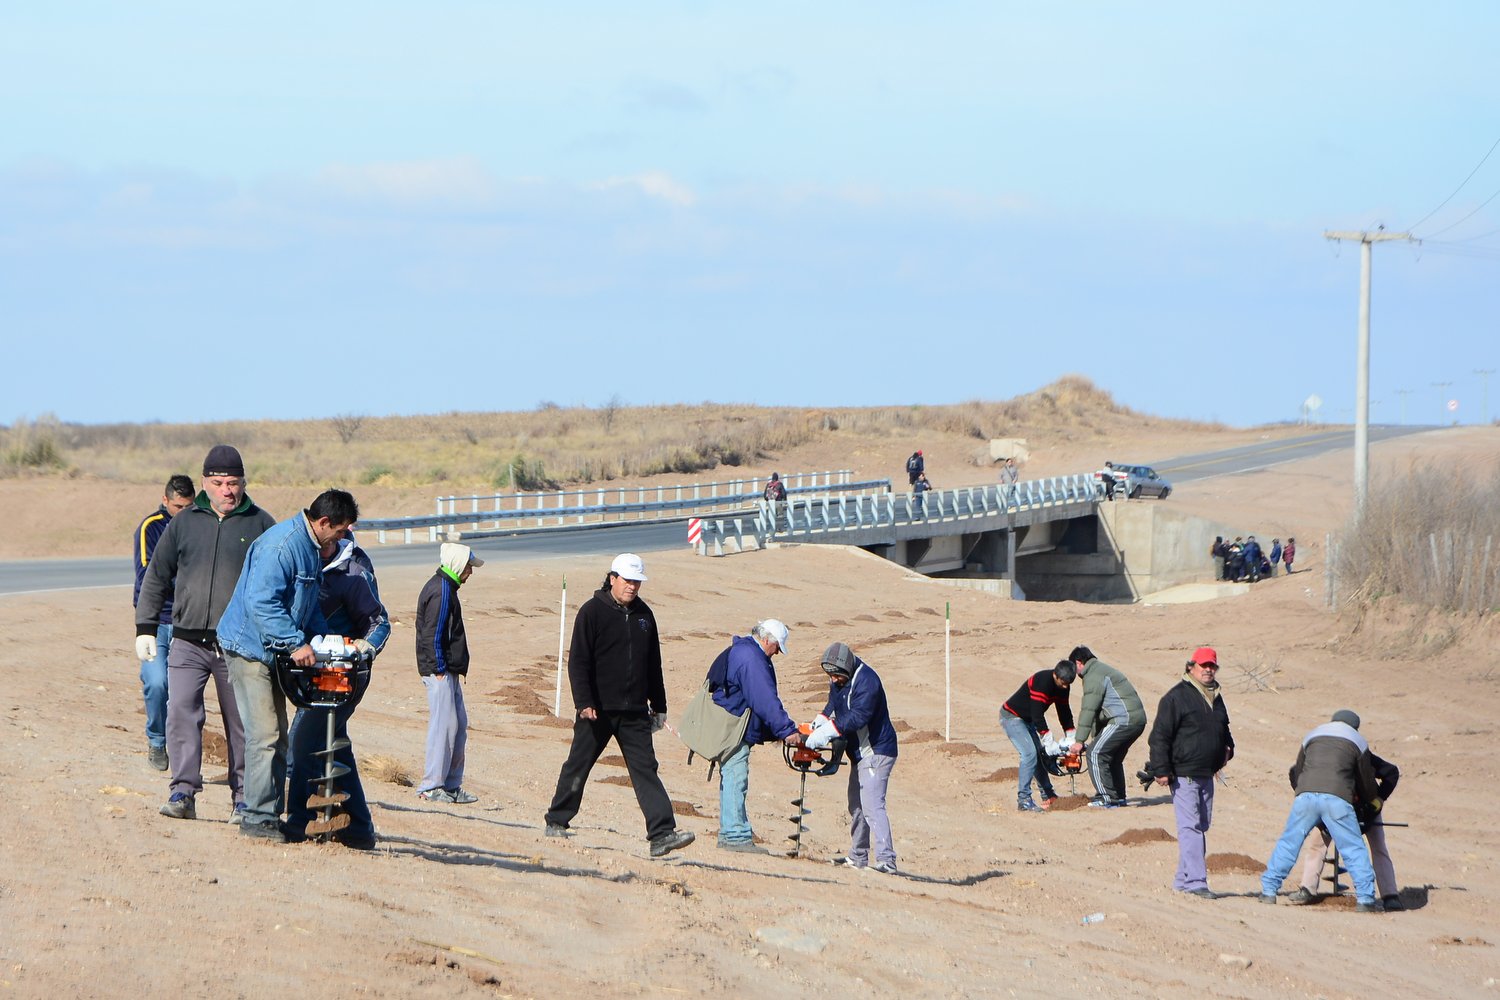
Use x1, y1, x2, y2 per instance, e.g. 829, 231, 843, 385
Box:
1142, 646, 1235, 898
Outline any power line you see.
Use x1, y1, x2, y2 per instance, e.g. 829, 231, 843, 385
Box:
1408, 134, 1500, 235
1416, 184, 1500, 239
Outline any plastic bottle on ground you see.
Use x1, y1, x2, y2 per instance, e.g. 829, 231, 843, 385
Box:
1080, 912, 1105, 925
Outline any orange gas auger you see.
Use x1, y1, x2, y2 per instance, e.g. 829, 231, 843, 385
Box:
784, 722, 847, 859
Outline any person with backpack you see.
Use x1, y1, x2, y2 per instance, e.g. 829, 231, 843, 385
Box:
763, 472, 786, 502
709, 619, 804, 853
543, 554, 694, 859
905, 450, 924, 486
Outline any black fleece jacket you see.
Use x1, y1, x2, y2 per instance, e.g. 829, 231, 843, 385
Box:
566, 588, 667, 715
1146, 677, 1234, 779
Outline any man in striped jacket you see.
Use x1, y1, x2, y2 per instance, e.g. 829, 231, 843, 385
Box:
1067, 645, 1147, 808
131, 474, 194, 771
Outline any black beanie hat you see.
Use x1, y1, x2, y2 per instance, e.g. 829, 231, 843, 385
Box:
203, 445, 244, 477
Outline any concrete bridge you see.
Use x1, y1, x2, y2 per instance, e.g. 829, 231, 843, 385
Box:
696, 474, 1218, 601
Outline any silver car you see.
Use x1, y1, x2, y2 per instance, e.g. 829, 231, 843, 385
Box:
1112, 463, 1172, 499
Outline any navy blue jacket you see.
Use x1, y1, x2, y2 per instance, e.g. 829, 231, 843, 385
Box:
132, 504, 175, 625
416, 568, 469, 677
712, 634, 797, 746
320, 541, 390, 652
820, 657, 897, 760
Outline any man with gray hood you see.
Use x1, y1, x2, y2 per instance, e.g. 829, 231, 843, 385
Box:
1259, 709, 1383, 911
809, 642, 899, 874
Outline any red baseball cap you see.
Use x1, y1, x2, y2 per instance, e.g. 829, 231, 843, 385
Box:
1189, 646, 1218, 666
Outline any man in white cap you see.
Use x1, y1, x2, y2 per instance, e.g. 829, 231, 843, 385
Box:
709, 618, 804, 853
544, 553, 694, 858
414, 541, 484, 804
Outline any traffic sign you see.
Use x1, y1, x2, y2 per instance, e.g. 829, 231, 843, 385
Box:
1448, 399, 1459, 412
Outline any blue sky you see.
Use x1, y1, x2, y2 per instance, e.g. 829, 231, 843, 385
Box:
4, 3, 1498, 427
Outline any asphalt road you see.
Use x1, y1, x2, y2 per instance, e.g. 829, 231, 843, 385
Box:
0, 426, 1437, 597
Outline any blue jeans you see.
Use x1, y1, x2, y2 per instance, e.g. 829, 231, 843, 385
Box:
1262, 792, 1376, 903
1001, 712, 1055, 806
718, 742, 753, 843
138, 624, 171, 747
285, 703, 373, 842
227, 653, 289, 826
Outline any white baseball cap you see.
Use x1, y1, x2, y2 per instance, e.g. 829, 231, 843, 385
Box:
610, 552, 648, 581
759, 618, 790, 653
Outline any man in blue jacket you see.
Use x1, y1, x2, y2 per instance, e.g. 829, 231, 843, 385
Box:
810, 642, 899, 874
131, 474, 194, 770
710, 619, 804, 853
217, 489, 359, 842
284, 529, 389, 849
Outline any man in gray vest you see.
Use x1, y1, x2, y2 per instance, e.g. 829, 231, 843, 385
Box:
1067, 645, 1147, 808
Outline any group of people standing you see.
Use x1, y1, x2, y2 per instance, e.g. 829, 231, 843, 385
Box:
1212, 534, 1294, 582
1002, 644, 1401, 910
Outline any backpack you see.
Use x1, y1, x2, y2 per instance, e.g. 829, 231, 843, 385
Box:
675, 646, 751, 779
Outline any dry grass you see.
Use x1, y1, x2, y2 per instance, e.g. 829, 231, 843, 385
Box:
0, 375, 1224, 489
1335, 459, 1500, 614
362, 754, 415, 787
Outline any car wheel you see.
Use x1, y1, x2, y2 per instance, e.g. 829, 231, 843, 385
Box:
1129, 486, 1141, 499
1159, 488, 1171, 499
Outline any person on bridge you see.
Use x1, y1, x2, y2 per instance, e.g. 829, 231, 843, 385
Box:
709, 618, 803, 853
135, 445, 277, 825
217, 489, 360, 842
763, 472, 786, 502
999, 661, 1076, 812
415, 542, 484, 806
906, 450, 924, 486
544, 553, 695, 859
912, 472, 932, 517
1066, 645, 1147, 809
132, 474, 195, 771
1096, 461, 1117, 500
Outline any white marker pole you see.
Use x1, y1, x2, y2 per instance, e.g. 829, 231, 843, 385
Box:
944, 600, 952, 742
554, 575, 567, 716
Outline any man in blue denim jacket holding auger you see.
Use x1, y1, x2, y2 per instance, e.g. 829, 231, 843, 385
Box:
217, 490, 359, 843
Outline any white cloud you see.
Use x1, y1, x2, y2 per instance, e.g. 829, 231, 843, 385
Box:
315, 156, 496, 207
588, 171, 697, 207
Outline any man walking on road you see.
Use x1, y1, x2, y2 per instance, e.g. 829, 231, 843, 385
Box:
135, 446, 276, 824
544, 554, 694, 859
132, 474, 194, 770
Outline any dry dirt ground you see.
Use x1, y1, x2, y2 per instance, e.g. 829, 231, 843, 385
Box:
2, 428, 1499, 998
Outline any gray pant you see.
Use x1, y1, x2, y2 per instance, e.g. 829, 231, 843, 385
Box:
228, 653, 288, 826
421, 673, 468, 793
165, 638, 244, 802
847, 752, 897, 867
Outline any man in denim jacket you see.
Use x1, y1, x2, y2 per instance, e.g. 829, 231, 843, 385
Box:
217, 490, 359, 842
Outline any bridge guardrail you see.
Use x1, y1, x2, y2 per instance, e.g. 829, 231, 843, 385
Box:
357, 471, 890, 544
697, 473, 1105, 555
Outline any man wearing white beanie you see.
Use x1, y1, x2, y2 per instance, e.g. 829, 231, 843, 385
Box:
414, 542, 484, 804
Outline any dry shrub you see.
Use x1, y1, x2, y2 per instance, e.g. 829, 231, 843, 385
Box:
1336, 459, 1500, 613
363, 754, 414, 787
10, 376, 1218, 489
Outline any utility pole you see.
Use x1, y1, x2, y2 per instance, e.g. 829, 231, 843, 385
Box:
1476, 369, 1496, 424
1393, 388, 1413, 425
1433, 381, 1453, 424
1325, 227, 1416, 517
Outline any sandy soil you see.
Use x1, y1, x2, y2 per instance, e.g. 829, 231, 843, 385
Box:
2, 428, 1498, 998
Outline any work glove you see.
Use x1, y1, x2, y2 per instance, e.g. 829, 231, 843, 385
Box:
806, 713, 840, 751
1369, 796, 1383, 814
1064, 729, 1076, 744
135, 634, 157, 661
1039, 732, 1062, 756
352, 639, 374, 656
651, 712, 667, 734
